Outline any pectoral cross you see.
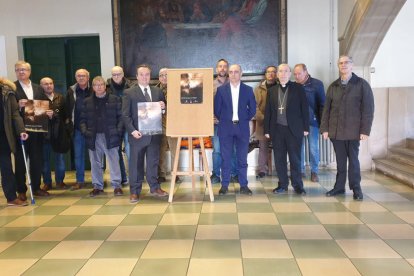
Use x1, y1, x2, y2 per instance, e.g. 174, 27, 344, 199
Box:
278, 106, 284, 114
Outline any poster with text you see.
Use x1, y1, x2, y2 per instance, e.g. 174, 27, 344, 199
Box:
24, 100, 49, 132
137, 102, 162, 135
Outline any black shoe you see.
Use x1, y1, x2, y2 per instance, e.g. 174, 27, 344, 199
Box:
353, 189, 363, 201
273, 187, 288, 194
326, 188, 345, 197
294, 188, 306, 195
175, 176, 182, 184
230, 175, 239, 183
240, 186, 252, 196
157, 176, 166, 183
210, 174, 221, 184
311, 172, 319, 182
218, 186, 228, 195
89, 188, 104, 197
256, 172, 266, 179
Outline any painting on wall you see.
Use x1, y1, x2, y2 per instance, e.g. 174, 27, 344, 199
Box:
112, 0, 286, 78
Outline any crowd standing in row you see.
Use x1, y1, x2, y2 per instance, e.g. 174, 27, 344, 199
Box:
0, 55, 374, 206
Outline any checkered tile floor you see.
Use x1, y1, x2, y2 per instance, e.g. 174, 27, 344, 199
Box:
1, 170, 414, 275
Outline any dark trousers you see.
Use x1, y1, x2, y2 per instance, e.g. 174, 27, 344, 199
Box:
14, 132, 44, 193
219, 122, 249, 187
129, 138, 160, 195
331, 139, 361, 191
0, 134, 18, 201
271, 125, 303, 190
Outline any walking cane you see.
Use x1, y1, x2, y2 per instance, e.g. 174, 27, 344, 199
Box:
20, 139, 35, 205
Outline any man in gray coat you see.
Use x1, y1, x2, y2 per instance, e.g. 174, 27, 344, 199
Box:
321, 55, 374, 201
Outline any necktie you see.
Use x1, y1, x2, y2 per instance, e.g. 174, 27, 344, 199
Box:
144, 87, 151, 102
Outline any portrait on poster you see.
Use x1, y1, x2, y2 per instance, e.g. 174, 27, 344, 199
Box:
180, 72, 203, 104
24, 100, 49, 133
138, 102, 162, 135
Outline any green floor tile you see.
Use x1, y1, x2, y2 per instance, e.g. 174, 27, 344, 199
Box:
74, 198, 110, 205
307, 202, 348, 212
268, 195, 306, 202
120, 214, 162, 225
237, 203, 273, 213
0, 241, 58, 258
354, 212, 406, 224
0, 216, 18, 227
92, 241, 147, 258
239, 225, 285, 239
64, 226, 115, 240
165, 203, 202, 213
243, 259, 301, 276
324, 224, 379, 239
198, 213, 238, 224
22, 259, 87, 276
276, 213, 320, 225
214, 194, 237, 202
94, 205, 135, 215
385, 240, 414, 258
191, 240, 241, 258
381, 202, 414, 212
152, 225, 196, 239
131, 259, 189, 276
42, 215, 90, 227
352, 259, 414, 276
289, 240, 346, 258
28, 206, 70, 215
0, 227, 37, 241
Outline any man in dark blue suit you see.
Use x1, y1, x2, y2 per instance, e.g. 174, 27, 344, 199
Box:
264, 63, 309, 195
214, 64, 256, 195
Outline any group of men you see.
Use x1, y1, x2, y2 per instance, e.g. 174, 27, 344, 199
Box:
0, 54, 374, 207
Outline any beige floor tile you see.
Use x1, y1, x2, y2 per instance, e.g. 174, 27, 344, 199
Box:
76, 258, 137, 276
105, 197, 134, 206
0, 259, 38, 275
141, 239, 193, 258
241, 239, 293, 258
361, 179, 383, 187
238, 213, 278, 225
0, 241, 15, 253
187, 259, 243, 276
0, 205, 35, 216
386, 184, 414, 193
196, 225, 239, 239
42, 197, 80, 206
272, 202, 312, 213
336, 239, 401, 258
60, 205, 102, 215
159, 213, 199, 225
107, 225, 156, 241
407, 259, 414, 266
394, 211, 414, 224
81, 215, 126, 227
314, 212, 363, 224
4, 215, 54, 227
366, 193, 410, 202
130, 203, 169, 214
236, 194, 269, 203
43, 240, 103, 259
296, 258, 361, 276
22, 227, 75, 241
367, 224, 414, 239
201, 203, 237, 213
282, 225, 332, 240
342, 202, 387, 212
302, 196, 340, 203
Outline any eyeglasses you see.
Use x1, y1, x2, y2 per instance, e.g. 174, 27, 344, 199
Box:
15, 68, 30, 72
93, 84, 105, 87
159, 74, 167, 77
112, 73, 123, 77
338, 60, 352, 65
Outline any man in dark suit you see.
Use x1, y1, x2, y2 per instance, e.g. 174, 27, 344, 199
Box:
214, 64, 256, 195
264, 63, 309, 195
122, 64, 168, 203
13, 61, 50, 198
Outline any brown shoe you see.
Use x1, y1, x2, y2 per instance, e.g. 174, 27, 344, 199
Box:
150, 188, 168, 197
7, 198, 28, 207
18, 193, 27, 201
130, 193, 139, 203
311, 172, 319, 182
41, 184, 52, 191
114, 187, 123, 196
33, 189, 50, 197
89, 188, 104, 197
56, 182, 68, 189
71, 182, 85, 191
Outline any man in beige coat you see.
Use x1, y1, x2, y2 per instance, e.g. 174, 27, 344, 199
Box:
254, 65, 277, 178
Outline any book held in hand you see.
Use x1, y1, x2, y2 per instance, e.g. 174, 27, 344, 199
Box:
24, 100, 49, 132
137, 102, 162, 135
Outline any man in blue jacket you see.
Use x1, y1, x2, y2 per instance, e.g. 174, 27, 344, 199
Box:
214, 64, 256, 195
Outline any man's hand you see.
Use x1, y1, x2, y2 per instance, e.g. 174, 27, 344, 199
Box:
20, 133, 29, 141
265, 134, 270, 139
304, 131, 309, 136
18, 99, 27, 108
214, 117, 219, 124
46, 110, 54, 119
322, 132, 329, 140
159, 101, 165, 109
360, 134, 369, 141
131, 130, 142, 139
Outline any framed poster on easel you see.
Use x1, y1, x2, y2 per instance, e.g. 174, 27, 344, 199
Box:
166, 68, 214, 202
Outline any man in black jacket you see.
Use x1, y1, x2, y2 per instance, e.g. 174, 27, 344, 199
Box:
80, 76, 123, 197
13, 61, 50, 198
264, 63, 309, 195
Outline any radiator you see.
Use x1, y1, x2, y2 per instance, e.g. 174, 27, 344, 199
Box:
303, 135, 336, 167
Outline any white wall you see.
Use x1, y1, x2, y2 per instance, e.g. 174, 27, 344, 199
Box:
371, 0, 414, 88
0, 0, 114, 79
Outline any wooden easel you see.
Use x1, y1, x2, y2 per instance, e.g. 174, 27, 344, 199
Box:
168, 136, 214, 203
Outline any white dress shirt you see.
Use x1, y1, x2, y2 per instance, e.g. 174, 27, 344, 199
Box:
230, 82, 240, 121
19, 80, 34, 100
139, 85, 152, 101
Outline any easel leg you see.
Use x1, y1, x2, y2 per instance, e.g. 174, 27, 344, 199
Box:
169, 137, 182, 203
200, 137, 214, 202
189, 137, 195, 189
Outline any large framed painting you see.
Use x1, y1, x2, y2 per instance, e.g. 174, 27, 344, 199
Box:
112, 0, 287, 78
